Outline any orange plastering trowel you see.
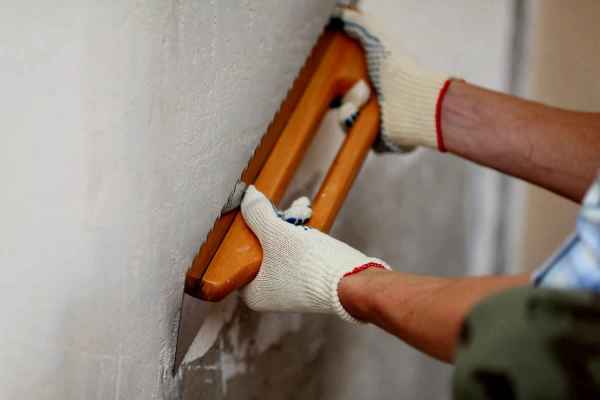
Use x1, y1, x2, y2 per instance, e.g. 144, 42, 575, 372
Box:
173, 18, 380, 372
185, 26, 380, 303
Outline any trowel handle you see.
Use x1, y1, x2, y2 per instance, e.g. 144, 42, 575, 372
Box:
187, 31, 380, 301
308, 99, 378, 231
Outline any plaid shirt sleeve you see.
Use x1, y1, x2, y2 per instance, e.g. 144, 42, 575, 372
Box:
533, 172, 600, 292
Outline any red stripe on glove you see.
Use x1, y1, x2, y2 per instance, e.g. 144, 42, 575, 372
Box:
344, 262, 386, 278
435, 79, 453, 153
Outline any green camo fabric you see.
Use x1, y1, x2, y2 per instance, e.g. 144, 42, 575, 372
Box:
453, 287, 600, 400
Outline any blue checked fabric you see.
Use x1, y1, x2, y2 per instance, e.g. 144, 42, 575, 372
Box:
533, 173, 600, 292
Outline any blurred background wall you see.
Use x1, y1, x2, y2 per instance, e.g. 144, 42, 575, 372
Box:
319, 1, 517, 399
517, 0, 600, 273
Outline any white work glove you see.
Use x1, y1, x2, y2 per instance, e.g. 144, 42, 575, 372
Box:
240, 186, 389, 323
333, 6, 453, 152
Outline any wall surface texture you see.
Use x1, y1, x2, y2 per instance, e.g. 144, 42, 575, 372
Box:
1, 1, 521, 400
0, 1, 335, 399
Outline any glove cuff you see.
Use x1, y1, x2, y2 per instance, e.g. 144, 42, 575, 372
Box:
331, 268, 363, 324
331, 260, 390, 324
381, 57, 451, 151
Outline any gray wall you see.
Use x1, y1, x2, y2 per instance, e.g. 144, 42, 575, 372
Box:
0, 1, 335, 399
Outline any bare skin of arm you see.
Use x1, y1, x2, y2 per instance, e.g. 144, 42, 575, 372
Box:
443, 81, 600, 202
339, 269, 530, 363
339, 81, 600, 362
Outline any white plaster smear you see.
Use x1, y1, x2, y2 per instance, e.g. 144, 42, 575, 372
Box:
253, 313, 303, 354
181, 296, 238, 366
180, 302, 304, 393
172, 298, 305, 398
219, 313, 304, 394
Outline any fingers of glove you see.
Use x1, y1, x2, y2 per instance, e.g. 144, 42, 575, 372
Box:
342, 80, 370, 108
281, 196, 312, 225
338, 102, 359, 130
334, 6, 383, 45
333, 6, 370, 30
289, 196, 311, 210
241, 185, 289, 243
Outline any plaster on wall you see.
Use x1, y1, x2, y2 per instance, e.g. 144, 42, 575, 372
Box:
0, 1, 335, 399
181, 297, 237, 367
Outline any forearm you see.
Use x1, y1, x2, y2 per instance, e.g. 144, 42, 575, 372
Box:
442, 81, 600, 202
339, 268, 530, 362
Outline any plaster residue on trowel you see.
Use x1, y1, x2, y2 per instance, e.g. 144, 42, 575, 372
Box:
236, 244, 252, 254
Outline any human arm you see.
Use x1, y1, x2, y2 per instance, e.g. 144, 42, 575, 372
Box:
339, 268, 529, 362
442, 81, 600, 202
336, 8, 600, 203
339, 165, 600, 363
239, 185, 529, 362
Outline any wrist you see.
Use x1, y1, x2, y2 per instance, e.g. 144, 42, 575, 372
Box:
441, 81, 512, 160
338, 268, 389, 322
380, 58, 451, 151
440, 80, 479, 156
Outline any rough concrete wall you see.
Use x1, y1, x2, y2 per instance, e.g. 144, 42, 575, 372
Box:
518, 0, 600, 272
0, 1, 335, 399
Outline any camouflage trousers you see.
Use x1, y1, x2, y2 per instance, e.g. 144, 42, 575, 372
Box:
453, 287, 600, 400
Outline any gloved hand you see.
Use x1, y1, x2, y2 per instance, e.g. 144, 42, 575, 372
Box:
240, 186, 389, 323
333, 6, 453, 152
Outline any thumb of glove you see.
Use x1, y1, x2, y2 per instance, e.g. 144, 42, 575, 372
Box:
241, 185, 289, 244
